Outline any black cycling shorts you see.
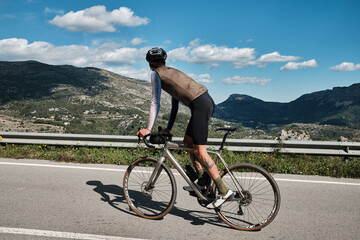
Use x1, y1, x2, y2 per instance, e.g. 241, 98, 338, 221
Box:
185, 92, 215, 145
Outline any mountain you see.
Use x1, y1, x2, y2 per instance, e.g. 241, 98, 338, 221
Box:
0, 60, 156, 105
214, 94, 286, 125
214, 83, 360, 129
0, 60, 186, 135
1, 61, 107, 104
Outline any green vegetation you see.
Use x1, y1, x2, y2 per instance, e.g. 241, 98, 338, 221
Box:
1, 144, 359, 178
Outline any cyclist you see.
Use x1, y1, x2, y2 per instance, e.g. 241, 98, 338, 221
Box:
137, 47, 233, 209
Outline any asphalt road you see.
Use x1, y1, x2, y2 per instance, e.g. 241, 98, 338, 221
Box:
0, 158, 359, 240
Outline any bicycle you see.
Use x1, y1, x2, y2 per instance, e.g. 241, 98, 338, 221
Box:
123, 127, 281, 231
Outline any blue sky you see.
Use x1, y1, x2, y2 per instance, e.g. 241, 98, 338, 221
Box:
0, 0, 359, 104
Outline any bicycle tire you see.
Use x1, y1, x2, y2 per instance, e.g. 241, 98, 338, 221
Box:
123, 157, 177, 219
215, 163, 280, 231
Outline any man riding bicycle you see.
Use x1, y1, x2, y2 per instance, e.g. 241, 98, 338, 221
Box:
137, 47, 233, 208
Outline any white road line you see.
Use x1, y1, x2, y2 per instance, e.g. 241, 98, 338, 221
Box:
0, 161, 126, 172
275, 178, 360, 186
0, 227, 146, 240
1, 161, 359, 186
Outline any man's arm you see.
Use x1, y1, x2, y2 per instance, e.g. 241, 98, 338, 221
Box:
146, 71, 161, 131
138, 72, 161, 138
166, 97, 179, 131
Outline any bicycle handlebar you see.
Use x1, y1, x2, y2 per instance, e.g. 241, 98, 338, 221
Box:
142, 131, 173, 149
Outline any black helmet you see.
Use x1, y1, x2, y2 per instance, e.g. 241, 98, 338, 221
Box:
146, 47, 167, 62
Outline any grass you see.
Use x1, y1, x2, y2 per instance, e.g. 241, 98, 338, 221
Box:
1, 143, 359, 178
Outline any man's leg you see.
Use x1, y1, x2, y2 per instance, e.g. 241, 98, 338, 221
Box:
192, 144, 233, 209
184, 134, 227, 191
183, 134, 203, 177
192, 144, 230, 195
183, 136, 232, 208
192, 145, 218, 178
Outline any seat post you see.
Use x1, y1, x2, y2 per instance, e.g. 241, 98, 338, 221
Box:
219, 132, 230, 152
215, 127, 237, 153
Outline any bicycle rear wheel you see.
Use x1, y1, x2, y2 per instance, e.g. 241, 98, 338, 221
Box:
215, 163, 280, 231
123, 157, 177, 219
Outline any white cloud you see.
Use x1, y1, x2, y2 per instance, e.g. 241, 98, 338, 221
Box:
222, 76, 271, 85
95, 47, 143, 65
0, 38, 54, 60
280, 59, 318, 71
258, 51, 301, 63
188, 73, 215, 83
108, 66, 151, 80
49, 5, 149, 33
168, 40, 256, 66
0, 14, 16, 19
329, 62, 360, 72
234, 51, 302, 69
168, 46, 192, 62
168, 40, 305, 70
191, 44, 255, 64
94, 41, 123, 50
189, 38, 201, 47
232, 60, 257, 69
0, 38, 146, 67
44, 7, 64, 15
130, 37, 146, 46
206, 63, 220, 69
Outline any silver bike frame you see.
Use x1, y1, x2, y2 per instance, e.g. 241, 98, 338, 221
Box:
144, 140, 244, 201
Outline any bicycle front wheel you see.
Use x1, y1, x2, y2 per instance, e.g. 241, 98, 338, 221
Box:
216, 163, 280, 231
123, 157, 177, 219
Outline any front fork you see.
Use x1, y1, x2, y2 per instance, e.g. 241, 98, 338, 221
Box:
144, 156, 166, 191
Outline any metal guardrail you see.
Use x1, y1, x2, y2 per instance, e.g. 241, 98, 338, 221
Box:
1, 131, 360, 157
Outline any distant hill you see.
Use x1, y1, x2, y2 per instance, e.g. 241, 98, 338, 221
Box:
0, 60, 185, 135
0, 60, 154, 105
214, 83, 360, 129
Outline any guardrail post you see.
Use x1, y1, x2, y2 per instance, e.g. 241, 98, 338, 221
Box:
344, 146, 350, 161
275, 139, 283, 154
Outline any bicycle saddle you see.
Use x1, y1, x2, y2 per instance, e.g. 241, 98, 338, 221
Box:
215, 127, 238, 132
